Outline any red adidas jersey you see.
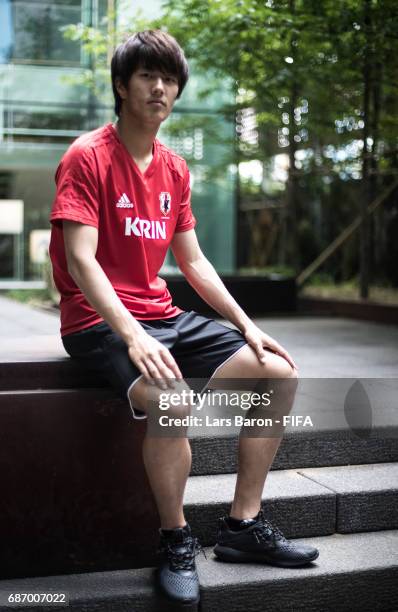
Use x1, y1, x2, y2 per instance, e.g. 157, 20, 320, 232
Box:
49, 123, 196, 336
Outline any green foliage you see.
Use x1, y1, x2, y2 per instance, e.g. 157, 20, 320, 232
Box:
3, 258, 59, 306
238, 265, 296, 277
305, 272, 336, 286
60, 0, 398, 284
4, 289, 39, 303
159, 0, 398, 282
3, 288, 54, 305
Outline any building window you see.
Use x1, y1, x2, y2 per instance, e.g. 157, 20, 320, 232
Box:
1, 0, 82, 65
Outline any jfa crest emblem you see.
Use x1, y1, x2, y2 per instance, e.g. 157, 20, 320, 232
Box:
159, 192, 171, 216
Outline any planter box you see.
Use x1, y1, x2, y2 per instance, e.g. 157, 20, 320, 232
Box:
298, 296, 398, 325
165, 275, 297, 317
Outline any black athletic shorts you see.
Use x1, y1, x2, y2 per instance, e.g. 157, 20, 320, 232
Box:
62, 310, 248, 420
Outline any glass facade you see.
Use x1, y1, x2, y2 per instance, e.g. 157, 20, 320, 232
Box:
159, 110, 236, 272
0, 0, 237, 279
2, 0, 82, 65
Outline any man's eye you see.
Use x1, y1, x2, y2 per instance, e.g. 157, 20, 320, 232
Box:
166, 76, 177, 83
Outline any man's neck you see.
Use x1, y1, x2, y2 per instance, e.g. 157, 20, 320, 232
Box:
114, 115, 159, 162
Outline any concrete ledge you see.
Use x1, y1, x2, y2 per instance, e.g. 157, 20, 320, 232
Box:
298, 463, 398, 532
184, 469, 335, 546
185, 463, 398, 546
0, 389, 159, 579
0, 281, 46, 289
0, 531, 396, 612
198, 530, 398, 612
3, 389, 395, 578
0, 566, 160, 612
2, 387, 397, 475
190, 428, 398, 475
0, 359, 108, 390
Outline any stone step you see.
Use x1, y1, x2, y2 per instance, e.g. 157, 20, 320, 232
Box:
0, 385, 397, 577
190, 427, 398, 474
0, 396, 396, 581
197, 530, 398, 612
0, 386, 397, 476
0, 530, 396, 612
297, 462, 398, 534
184, 462, 398, 546
190, 376, 398, 473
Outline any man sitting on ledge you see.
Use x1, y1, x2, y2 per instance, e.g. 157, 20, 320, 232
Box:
49, 29, 319, 608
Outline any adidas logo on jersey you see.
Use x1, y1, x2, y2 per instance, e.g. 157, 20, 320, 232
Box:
116, 193, 134, 208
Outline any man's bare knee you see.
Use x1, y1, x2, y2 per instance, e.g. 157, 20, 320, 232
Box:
251, 363, 298, 427
129, 378, 194, 417
158, 380, 196, 419
270, 355, 299, 381
257, 360, 298, 394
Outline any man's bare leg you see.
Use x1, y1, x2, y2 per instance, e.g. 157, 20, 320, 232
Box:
209, 345, 319, 566
229, 436, 283, 519
130, 379, 202, 608
207, 344, 299, 519
142, 436, 191, 529
129, 378, 193, 529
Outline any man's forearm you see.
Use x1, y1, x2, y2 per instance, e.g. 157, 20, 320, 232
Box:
68, 258, 144, 344
180, 257, 252, 332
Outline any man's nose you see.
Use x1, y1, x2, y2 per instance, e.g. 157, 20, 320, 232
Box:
152, 77, 165, 92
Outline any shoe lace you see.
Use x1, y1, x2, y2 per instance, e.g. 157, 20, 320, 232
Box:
160, 536, 207, 571
253, 511, 287, 545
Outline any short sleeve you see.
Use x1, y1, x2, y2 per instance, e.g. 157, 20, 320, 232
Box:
50, 145, 99, 229
174, 163, 197, 233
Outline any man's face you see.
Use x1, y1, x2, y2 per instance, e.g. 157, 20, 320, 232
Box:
116, 65, 179, 125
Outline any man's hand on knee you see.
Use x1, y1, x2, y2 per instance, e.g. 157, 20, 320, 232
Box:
127, 330, 183, 390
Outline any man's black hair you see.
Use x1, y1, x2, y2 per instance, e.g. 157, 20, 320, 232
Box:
111, 30, 189, 117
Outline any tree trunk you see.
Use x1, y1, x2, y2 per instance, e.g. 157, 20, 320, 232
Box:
371, 57, 383, 275
284, 0, 299, 273
360, 0, 372, 299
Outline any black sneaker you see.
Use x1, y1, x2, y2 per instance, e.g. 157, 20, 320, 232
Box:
155, 523, 203, 607
213, 510, 319, 567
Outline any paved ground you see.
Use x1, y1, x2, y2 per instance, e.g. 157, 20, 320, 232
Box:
0, 295, 397, 378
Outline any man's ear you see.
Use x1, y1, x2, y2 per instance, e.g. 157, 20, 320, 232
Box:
115, 77, 127, 100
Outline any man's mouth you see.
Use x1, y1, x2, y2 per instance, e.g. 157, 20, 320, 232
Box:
148, 100, 166, 106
